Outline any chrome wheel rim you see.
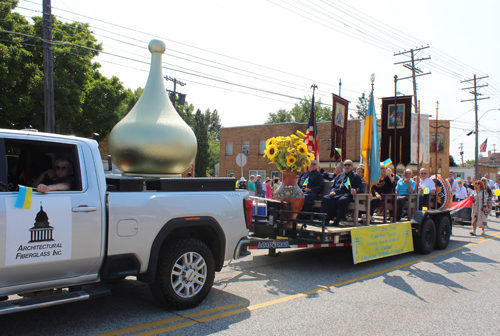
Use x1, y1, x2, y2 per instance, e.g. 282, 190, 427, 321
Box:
171, 252, 207, 298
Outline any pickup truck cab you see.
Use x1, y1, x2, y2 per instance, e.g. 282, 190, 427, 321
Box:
0, 129, 251, 314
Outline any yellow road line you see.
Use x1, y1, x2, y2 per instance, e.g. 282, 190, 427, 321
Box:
101, 232, 500, 336
97, 301, 247, 336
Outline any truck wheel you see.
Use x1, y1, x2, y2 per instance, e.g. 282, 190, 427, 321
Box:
414, 218, 436, 254
434, 216, 451, 250
150, 238, 215, 310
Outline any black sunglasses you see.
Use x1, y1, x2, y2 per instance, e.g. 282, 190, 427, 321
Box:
55, 166, 68, 171
344, 163, 352, 166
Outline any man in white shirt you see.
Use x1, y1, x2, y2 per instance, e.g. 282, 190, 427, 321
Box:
418, 168, 436, 209
447, 171, 460, 201
487, 173, 495, 189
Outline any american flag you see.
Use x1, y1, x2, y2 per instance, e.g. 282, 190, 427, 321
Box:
480, 138, 488, 153
305, 92, 319, 169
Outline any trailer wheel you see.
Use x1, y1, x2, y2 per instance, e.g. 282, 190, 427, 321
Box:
414, 218, 436, 254
434, 216, 451, 250
150, 238, 215, 310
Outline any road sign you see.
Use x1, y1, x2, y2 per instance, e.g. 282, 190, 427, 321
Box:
236, 153, 247, 167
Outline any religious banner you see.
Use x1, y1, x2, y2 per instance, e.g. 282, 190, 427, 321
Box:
380, 96, 412, 166
330, 93, 350, 161
411, 113, 430, 164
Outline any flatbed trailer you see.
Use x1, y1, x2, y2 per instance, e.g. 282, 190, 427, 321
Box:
248, 198, 453, 263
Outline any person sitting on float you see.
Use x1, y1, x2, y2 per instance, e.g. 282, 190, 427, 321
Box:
297, 160, 324, 219
417, 168, 436, 209
395, 168, 416, 220
356, 164, 365, 182
370, 163, 394, 221
319, 159, 362, 226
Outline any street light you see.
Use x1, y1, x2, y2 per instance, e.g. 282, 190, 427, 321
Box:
478, 108, 500, 122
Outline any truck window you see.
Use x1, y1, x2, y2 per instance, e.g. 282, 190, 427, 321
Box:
0, 138, 82, 192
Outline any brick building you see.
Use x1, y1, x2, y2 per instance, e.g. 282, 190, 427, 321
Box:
220, 118, 451, 180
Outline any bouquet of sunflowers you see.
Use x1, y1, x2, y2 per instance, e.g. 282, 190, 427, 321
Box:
263, 130, 315, 172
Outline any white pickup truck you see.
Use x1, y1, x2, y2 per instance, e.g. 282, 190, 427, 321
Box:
0, 129, 252, 314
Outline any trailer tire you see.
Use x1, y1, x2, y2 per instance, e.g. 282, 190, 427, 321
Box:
150, 238, 215, 310
434, 216, 451, 250
414, 218, 436, 254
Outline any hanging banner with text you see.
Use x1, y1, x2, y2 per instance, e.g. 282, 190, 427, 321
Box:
351, 222, 413, 264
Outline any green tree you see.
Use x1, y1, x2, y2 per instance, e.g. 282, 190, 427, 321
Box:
449, 155, 458, 167
350, 92, 368, 119
204, 109, 221, 174
118, 87, 143, 118
193, 109, 209, 177
176, 103, 195, 127
265, 96, 332, 124
0, 1, 129, 137
464, 159, 475, 167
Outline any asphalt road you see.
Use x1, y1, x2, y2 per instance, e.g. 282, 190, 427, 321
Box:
2, 217, 500, 336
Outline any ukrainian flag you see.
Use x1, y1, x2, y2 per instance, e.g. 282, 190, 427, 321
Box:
360, 90, 380, 188
383, 158, 392, 168
344, 177, 351, 189
15, 185, 33, 209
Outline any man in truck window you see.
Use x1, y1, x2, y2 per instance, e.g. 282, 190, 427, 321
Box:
32, 158, 75, 193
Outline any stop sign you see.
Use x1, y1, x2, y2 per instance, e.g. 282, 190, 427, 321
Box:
236, 153, 247, 167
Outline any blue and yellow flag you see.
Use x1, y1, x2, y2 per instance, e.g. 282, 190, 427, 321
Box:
344, 177, 351, 189
15, 185, 33, 209
303, 177, 309, 187
424, 186, 430, 195
383, 158, 392, 168
360, 90, 380, 187
335, 148, 342, 156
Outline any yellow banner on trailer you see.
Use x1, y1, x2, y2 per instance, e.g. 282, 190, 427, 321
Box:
351, 222, 414, 264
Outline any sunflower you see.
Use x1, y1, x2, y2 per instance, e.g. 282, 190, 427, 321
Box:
297, 144, 307, 155
307, 152, 315, 160
266, 137, 277, 147
297, 130, 306, 138
287, 147, 296, 155
286, 155, 296, 166
265, 145, 278, 160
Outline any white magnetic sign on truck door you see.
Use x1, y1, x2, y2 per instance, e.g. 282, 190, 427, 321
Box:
5, 197, 72, 265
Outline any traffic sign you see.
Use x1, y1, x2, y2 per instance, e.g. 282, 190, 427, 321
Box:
236, 153, 247, 167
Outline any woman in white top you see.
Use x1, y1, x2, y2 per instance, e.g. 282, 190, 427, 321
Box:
455, 180, 467, 201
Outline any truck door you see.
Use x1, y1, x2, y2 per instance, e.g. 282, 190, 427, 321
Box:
0, 136, 103, 289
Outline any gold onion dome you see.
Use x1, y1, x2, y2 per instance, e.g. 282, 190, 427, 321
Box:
108, 39, 197, 177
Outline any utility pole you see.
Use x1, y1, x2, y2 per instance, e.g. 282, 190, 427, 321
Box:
459, 143, 464, 167
461, 74, 489, 179
394, 46, 431, 115
434, 101, 439, 175
339, 78, 342, 96
394, 46, 430, 210
43, 0, 55, 133
165, 76, 186, 106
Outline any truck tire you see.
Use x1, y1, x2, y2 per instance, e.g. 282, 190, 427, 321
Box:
434, 216, 451, 250
150, 238, 215, 310
414, 218, 436, 255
